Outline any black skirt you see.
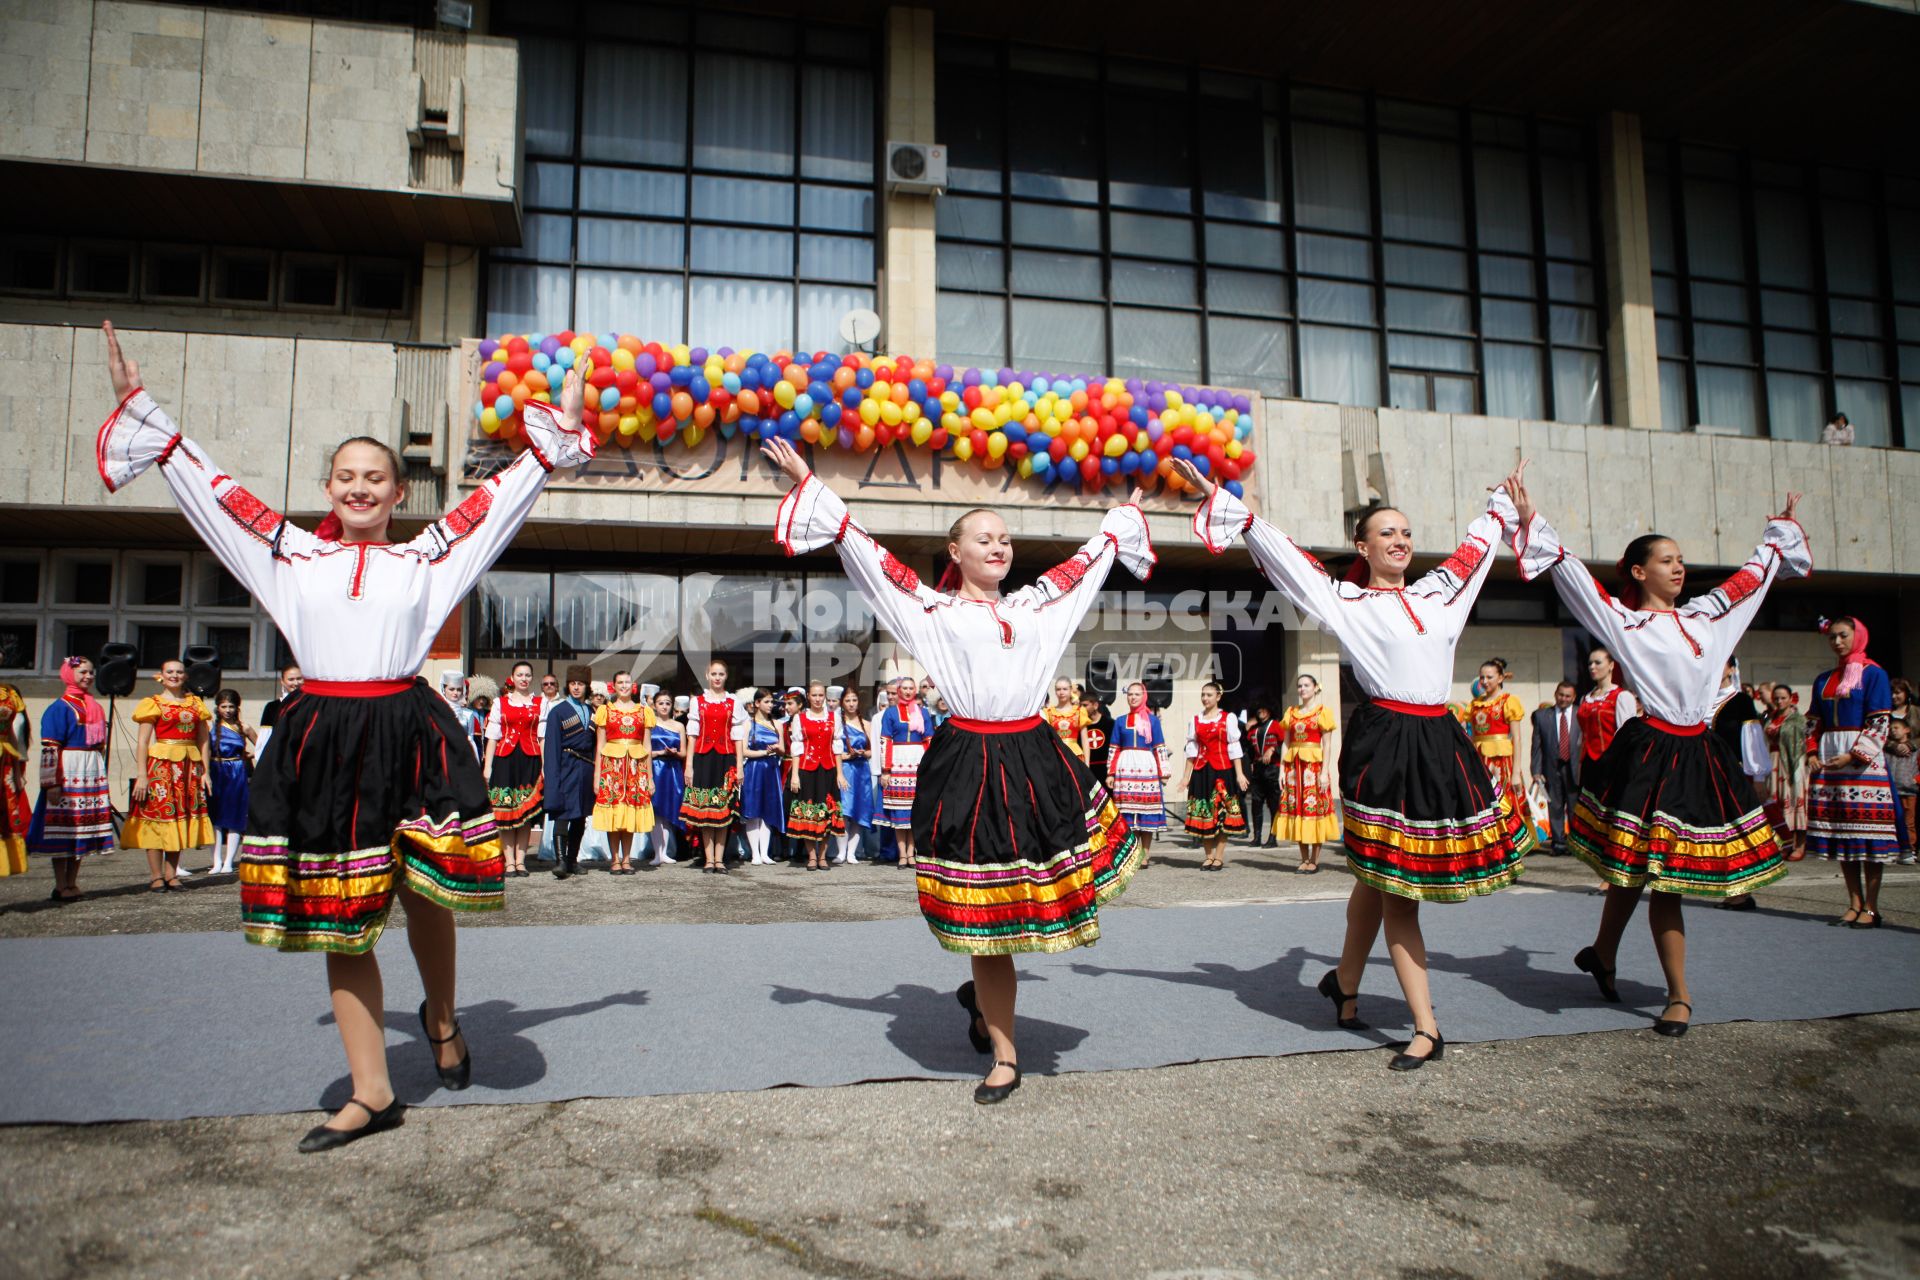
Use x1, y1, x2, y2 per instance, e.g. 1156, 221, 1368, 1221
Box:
912, 718, 1139, 955
682, 750, 739, 830
487, 748, 543, 830
786, 766, 845, 839
1339, 701, 1532, 902
1571, 717, 1786, 896
239, 679, 502, 955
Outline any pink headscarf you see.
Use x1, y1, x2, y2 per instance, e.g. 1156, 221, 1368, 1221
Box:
894, 680, 925, 735
61, 657, 106, 747
1821, 616, 1877, 699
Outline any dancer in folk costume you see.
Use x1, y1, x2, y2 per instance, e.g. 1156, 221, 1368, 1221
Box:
1462, 657, 1534, 833
646, 688, 686, 866
1106, 681, 1168, 868
836, 686, 875, 864
122, 659, 214, 891
205, 689, 257, 876
876, 674, 933, 868
1181, 682, 1248, 867
1043, 678, 1091, 758
592, 672, 655, 874
1275, 673, 1341, 873
483, 661, 545, 877
1505, 468, 1807, 1036
1179, 456, 1535, 1071
27, 658, 116, 900
94, 321, 592, 1148
683, 661, 747, 874
766, 436, 1153, 1103
1804, 617, 1903, 927
439, 671, 484, 758
0, 682, 31, 877
739, 688, 788, 865
786, 680, 847, 870
543, 665, 597, 880
1762, 682, 1809, 856
1577, 646, 1639, 776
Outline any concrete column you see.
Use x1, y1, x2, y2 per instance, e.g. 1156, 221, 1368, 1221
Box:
416, 244, 479, 344
881, 7, 937, 358
1597, 110, 1661, 430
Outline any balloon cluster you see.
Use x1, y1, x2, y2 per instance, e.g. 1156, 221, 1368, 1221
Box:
476, 334, 1256, 496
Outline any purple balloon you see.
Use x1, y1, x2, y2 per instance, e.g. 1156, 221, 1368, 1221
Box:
1124, 379, 1144, 396
1147, 419, 1165, 442
997, 367, 1015, 386
935, 364, 954, 381
538, 337, 560, 357
1234, 394, 1252, 413
635, 354, 658, 378
962, 368, 982, 387
1148, 392, 1167, 413
718, 346, 736, 358
650, 372, 672, 393
482, 360, 505, 381
690, 347, 709, 365
478, 340, 499, 360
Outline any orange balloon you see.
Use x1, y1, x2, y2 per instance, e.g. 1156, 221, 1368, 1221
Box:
738, 388, 762, 416
786, 364, 809, 390
799, 419, 822, 444
598, 410, 619, 432
496, 370, 520, 393
890, 380, 910, 405
1069, 389, 1089, 412
693, 403, 716, 429
855, 425, 875, 451
1156, 457, 1176, 477
832, 367, 856, 391
617, 334, 642, 353
670, 391, 694, 421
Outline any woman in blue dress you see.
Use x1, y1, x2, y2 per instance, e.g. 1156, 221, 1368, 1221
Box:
876, 675, 933, 867
837, 686, 874, 864
647, 688, 686, 866
207, 689, 256, 876
739, 689, 787, 866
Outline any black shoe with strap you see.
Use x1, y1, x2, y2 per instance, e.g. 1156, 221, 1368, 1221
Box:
956, 981, 992, 1054
418, 1000, 472, 1090
1849, 910, 1884, 929
296, 1096, 405, 1153
973, 1062, 1022, 1105
1316, 969, 1369, 1030
1574, 947, 1621, 1003
1652, 999, 1692, 1037
1387, 1029, 1444, 1072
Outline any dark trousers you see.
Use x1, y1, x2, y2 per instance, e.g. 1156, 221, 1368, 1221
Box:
552, 816, 588, 868
1543, 759, 1576, 852
1245, 765, 1280, 844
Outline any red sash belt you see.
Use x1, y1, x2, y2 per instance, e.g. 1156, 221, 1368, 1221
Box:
948, 715, 1041, 734
301, 678, 413, 698
1372, 699, 1446, 717
1644, 716, 1705, 736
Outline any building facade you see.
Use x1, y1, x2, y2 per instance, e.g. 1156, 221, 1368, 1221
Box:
4, 0, 1916, 786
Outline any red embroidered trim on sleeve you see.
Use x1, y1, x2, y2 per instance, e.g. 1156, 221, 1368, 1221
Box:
879, 548, 923, 596
216, 483, 283, 549
1438, 538, 1487, 582
1287, 538, 1333, 580
1041, 553, 1094, 596
427, 485, 493, 564
1713, 566, 1764, 610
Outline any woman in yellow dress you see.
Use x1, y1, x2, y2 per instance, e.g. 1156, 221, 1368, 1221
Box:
1042, 677, 1090, 758
123, 659, 214, 891
0, 682, 29, 876
1275, 673, 1340, 873
1463, 657, 1534, 832
592, 671, 655, 874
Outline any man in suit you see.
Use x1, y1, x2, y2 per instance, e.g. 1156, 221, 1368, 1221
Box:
1530, 681, 1580, 856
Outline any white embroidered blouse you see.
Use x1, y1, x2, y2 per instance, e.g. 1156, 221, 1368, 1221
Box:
1194, 487, 1516, 706
96, 391, 593, 682
773, 476, 1156, 722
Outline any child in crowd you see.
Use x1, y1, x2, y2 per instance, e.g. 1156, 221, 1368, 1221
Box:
1886, 720, 1918, 864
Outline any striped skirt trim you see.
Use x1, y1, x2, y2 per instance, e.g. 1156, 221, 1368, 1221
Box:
1570, 794, 1788, 896
27, 749, 115, 857
1342, 795, 1532, 903
1805, 771, 1903, 864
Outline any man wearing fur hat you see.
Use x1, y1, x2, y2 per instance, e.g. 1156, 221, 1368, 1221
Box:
544, 664, 599, 879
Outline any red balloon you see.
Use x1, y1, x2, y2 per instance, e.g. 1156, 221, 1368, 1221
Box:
1221, 460, 1242, 481
875, 425, 895, 448
961, 386, 982, 411
1080, 456, 1101, 483
926, 377, 947, 397
507, 352, 533, 376
1153, 437, 1175, 457
969, 430, 988, 456
589, 346, 613, 368
506, 336, 530, 355
1049, 438, 1069, 461
928, 428, 949, 451
613, 369, 639, 393
588, 368, 616, 390
1173, 425, 1194, 446
554, 330, 576, 346
1008, 441, 1029, 461
711, 389, 733, 412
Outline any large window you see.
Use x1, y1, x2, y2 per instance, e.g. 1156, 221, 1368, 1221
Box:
486, 4, 879, 352
1649, 144, 1918, 446
935, 46, 1606, 420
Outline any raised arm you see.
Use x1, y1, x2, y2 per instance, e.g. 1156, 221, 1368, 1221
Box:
1007, 499, 1155, 644
1176, 459, 1342, 633
1410, 486, 1518, 641
1510, 507, 1639, 663
421, 384, 595, 622
1688, 502, 1811, 672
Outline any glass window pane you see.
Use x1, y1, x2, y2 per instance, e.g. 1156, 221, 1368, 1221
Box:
519, 37, 576, 156
1011, 203, 1101, 250
1754, 189, 1813, 288
1297, 233, 1371, 280
1486, 343, 1545, 419
692, 176, 795, 226
1833, 338, 1886, 378
1656, 317, 1685, 356
1011, 298, 1107, 375
1764, 330, 1823, 371
1008, 83, 1099, 202
1292, 86, 1364, 125
577, 219, 685, 270
1905, 386, 1920, 450
802, 65, 874, 182
1539, 155, 1593, 260
1547, 263, 1596, 304
497, 213, 571, 262
1823, 201, 1881, 295
1106, 92, 1192, 212
1659, 358, 1690, 431
1388, 333, 1474, 371
938, 291, 1007, 369
583, 45, 687, 166
1835, 378, 1891, 447
1432, 376, 1475, 414
1386, 289, 1471, 334
1378, 134, 1464, 245
1646, 168, 1675, 274
574, 269, 684, 343
1760, 288, 1817, 330
799, 284, 874, 353
1550, 305, 1600, 347
1112, 260, 1198, 307
1388, 371, 1430, 410
1378, 98, 1458, 138
1829, 297, 1884, 338
1694, 323, 1752, 363
1474, 148, 1535, 253
1482, 298, 1539, 340
1897, 305, 1920, 342
1903, 345, 1920, 381
694, 53, 795, 175
1683, 179, 1745, 279
1299, 279, 1375, 325
1199, 103, 1283, 222
1110, 212, 1195, 260
1653, 276, 1682, 315
936, 195, 1003, 242
525, 161, 573, 209
136, 622, 181, 670
1766, 371, 1825, 442
487, 263, 570, 336
689, 278, 793, 352
1206, 269, 1289, 316
553, 571, 680, 661
1206, 223, 1286, 271
1696, 365, 1761, 434
1300, 325, 1379, 406
1551, 348, 1603, 423
939, 62, 1003, 194
801, 186, 875, 232
1479, 254, 1535, 297
937, 244, 1004, 292
1384, 244, 1467, 290
194, 559, 248, 609
1009, 250, 1102, 299
1292, 123, 1372, 234
1207, 316, 1293, 395
1892, 208, 1920, 301
579, 168, 684, 218
799, 235, 873, 281
690, 227, 792, 275
1112, 308, 1202, 384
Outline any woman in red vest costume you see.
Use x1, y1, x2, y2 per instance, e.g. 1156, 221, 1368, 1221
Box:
1576, 645, 1639, 771
683, 660, 747, 873
786, 680, 848, 870
483, 660, 545, 877
1181, 683, 1248, 869
93, 321, 593, 1150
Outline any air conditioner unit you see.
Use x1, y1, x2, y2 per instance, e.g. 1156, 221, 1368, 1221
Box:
886, 142, 947, 195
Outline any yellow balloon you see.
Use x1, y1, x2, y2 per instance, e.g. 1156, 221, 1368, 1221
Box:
879, 399, 903, 426
611, 348, 635, 371
532, 391, 551, 404
1051, 398, 1073, 422
1165, 390, 1184, 410
941, 411, 965, 433
1018, 457, 1034, 479
480, 407, 500, 433
911, 419, 933, 446
671, 343, 692, 366
953, 436, 974, 462
618, 415, 640, 436
992, 403, 1014, 427
969, 406, 996, 432
774, 380, 797, 409
987, 432, 1008, 459
901, 400, 922, 423
1103, 433, 1127, 458
1069, 440, 1090, 462
859, 397, 882, 427
940, 390, 960, 412
1225, 439, 1243, 459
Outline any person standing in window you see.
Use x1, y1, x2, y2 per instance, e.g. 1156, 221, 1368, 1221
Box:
0, 681, 30, 877
542, 665, 596, 880
28, 658, 115, 901
1821, 412, 1853, 445
1529, 682, 1581, 858
123, 660, 214, 892
484, 661, 546, 878
206, 689, 255, 877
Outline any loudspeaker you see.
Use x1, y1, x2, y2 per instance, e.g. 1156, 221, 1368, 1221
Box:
94, 642, 138, 699
1083, 654, 1119, 703
183, 644, 222, 698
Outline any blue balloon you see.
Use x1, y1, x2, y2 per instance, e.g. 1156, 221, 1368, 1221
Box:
740, 366, 762, 390
689, 375, 710, 401
1118, 451, 1140, 474
554, 347, 575, 368
908, 378, 928, 401
494, 395, 513, 418
854, 368, 875, 389
793, 393, 815, 418
1130, 406, 1148, 427
1003, 423, 1027, 445
1101, 457, 1120, 476
472, 399, 485, 420
922, 398, 942, 421
652, 392, 673, 418
841, 387, 862, 408
1225, 479, 1245, 498
810, 361, 836, 383
599, 386, 620, 411
668, 365, 693, 387
722, 371, 741, 394
1032, 376, 1051, 396
531, 352, 551, 372
778, 410, 800, 433
821, 402, 843, 428
1191, 455, 1212, 476
1171, 444, 1193, 461
807, 380, 831, 404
